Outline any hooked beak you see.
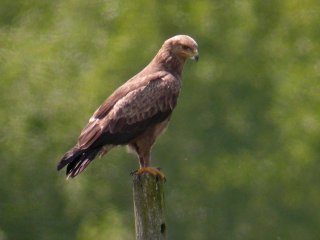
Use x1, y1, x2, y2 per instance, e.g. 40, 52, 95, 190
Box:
191, 49, 199, 62
192, 54, 199, 62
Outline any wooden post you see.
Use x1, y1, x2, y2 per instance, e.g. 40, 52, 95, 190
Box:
133, 173, 166, 240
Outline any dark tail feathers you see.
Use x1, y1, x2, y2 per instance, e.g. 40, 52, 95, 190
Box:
57, 147, 99, 178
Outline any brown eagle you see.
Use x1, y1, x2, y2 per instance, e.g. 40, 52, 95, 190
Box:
57, 35, 199, 178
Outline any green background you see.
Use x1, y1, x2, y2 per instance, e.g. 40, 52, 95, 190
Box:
1, 0, 320, 239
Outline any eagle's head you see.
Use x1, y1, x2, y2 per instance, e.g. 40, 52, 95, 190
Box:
164, 35, 199, 62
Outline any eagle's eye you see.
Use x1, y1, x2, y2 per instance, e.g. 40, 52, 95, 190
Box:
182, 45, 192, 51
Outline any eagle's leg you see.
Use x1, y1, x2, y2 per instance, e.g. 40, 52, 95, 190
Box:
129, 123, 168, 180
129, 143, 165, 180
138, 151, 150, 168
136, 153, 165, 180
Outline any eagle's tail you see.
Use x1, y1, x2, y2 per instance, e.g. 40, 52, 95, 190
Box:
57, 147, 100, 178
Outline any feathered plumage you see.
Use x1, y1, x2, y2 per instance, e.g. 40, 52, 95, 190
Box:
57, 35, 199, 178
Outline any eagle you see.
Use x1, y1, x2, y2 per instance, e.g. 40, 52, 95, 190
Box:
57, 35, 199, 178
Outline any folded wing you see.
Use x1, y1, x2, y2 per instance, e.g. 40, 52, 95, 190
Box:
57, 73, 180, 177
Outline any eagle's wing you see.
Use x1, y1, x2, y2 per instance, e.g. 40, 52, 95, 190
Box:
57, 72, 180, 175
77, 72, 180, 150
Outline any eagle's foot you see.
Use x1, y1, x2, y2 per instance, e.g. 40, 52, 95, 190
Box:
131, 167, 166, 181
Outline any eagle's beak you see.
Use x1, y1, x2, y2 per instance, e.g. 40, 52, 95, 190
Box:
191, 49, 199, 62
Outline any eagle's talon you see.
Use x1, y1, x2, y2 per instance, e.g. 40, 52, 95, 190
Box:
132, 167, 166, 181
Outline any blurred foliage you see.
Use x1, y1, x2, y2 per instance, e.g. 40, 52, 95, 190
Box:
1, 0, 320, 239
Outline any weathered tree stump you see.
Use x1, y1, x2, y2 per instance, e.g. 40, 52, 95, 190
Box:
132, 173, 166, 240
